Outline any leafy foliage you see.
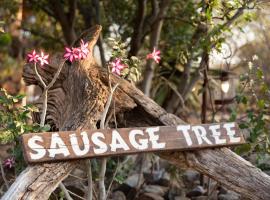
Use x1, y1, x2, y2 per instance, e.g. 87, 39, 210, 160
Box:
107, 37, 142, 82
232, 61, 270, 166
0, 89, 50, 172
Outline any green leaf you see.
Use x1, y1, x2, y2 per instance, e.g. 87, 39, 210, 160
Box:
239, 123, 248, 129
205, 8, 212, 21
0, 33, 12, 46
15, 94, 25, 100
25, 105, 39, 112
258, 100, 265, 109
256, 69, 264, 79
235, 143, 251, 155
229, 110, 237, 121
114, 174, 125, 184
41, 124, 51, 132
236, 95, 247, 104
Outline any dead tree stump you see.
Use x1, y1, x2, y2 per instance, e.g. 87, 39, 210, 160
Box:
2, 25, 270, 200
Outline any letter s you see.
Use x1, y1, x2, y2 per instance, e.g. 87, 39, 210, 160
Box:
28, 136, 46, 160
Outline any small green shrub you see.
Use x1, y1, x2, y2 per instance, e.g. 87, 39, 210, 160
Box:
0, 88, 50, 172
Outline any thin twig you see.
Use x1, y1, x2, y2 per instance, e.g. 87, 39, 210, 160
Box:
105, 156, 131, 200
66, 188, 86, 200
161, 77, 185, 108
93, 186, 98, 200
34, 59, 72, 200
33, 63, 47, 126
99, 83, 120, 200
59, 182, 73, 200
34, 63, 46, 88
104, 111, 113, 128
68, 173, 87, 181
99, 159, 107, 200
100, 83, 119, 128
113, 100, 117, 129
105, 158, 120, 200
86, 160, 93, 200
33, 59, 67, 126
105, 99, 124, 199
40, 90, 48, 126
0, 159, 9, 190
107, 66, 112, 91
136, 153, 145, 190
47, 59, 67, 90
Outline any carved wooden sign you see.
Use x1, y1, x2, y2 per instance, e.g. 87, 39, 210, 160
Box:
21, 122, 245, 163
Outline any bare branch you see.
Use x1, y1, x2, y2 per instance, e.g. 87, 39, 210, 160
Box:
93, 0, 106, 67
99, 83, 120, 200
34, 63, 47, 89
172, 0, 257, 107
86, 160, 93, 200
48, 0, 76, 44
129, 0, 147, 56
142, 0, 171, 96
46, 60, 67, 90
0, 159, 9, 190
59, 183, 73, 200
68, 0, 77, 28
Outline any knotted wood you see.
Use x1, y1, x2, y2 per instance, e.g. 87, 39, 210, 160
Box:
2, 25, 270, 200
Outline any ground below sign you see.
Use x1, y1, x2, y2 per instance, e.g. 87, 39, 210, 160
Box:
21, 122, 245, 163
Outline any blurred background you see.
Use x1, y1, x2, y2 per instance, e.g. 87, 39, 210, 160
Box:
1, 0, 270, 199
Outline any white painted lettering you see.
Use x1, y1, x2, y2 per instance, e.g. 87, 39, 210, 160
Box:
92, 132, 108, 154
177, 125, 192, 146
28, 136, 46, 160
223, 123, 241, 143
70, 131, 90, 156
209, 125, 226, 144
129, 130, 148, 150
49, 133, 70, 157
146, 127, 165, 149
192, 126, 212, 145
110, 130, 130, 151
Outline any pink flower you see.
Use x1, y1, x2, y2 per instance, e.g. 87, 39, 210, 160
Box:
27, 50, 39, 63
111, 58, 125, 76
3, 157, 15, 169
64, 47, 79, 62
38, 51, 49, 66
79, 39, 89, 59
72, 48, 82, 59
146, 48, 161, 63
63, 40, 89, 62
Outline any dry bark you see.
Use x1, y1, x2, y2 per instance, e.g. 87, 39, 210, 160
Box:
2, 25, 270, 200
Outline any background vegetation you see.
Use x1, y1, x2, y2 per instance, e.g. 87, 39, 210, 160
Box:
1, 0, 270, 199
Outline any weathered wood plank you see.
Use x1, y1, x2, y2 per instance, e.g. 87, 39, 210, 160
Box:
21, 122, 245, 163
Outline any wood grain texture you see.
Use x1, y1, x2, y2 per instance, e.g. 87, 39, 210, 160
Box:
2, 25, 270, 200
21, 123, 245, 163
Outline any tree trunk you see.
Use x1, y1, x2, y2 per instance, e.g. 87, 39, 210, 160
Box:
3, 25, 270, 200
141, 0, 170, 97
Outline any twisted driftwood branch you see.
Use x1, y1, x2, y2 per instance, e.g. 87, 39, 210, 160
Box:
2, 25, 270, 200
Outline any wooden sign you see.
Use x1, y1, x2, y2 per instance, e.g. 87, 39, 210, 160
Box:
21, 122, 245, 163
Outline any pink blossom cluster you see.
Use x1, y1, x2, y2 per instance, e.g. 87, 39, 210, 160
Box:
27, 41, 161, 77
110, 58, 126, 76
27, 39, 90, 66
27, 50, 49, 66
3, 157, 15, 169
146, 48, 161, 64
64, 40, 89, 62
110, 48, 161, 76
